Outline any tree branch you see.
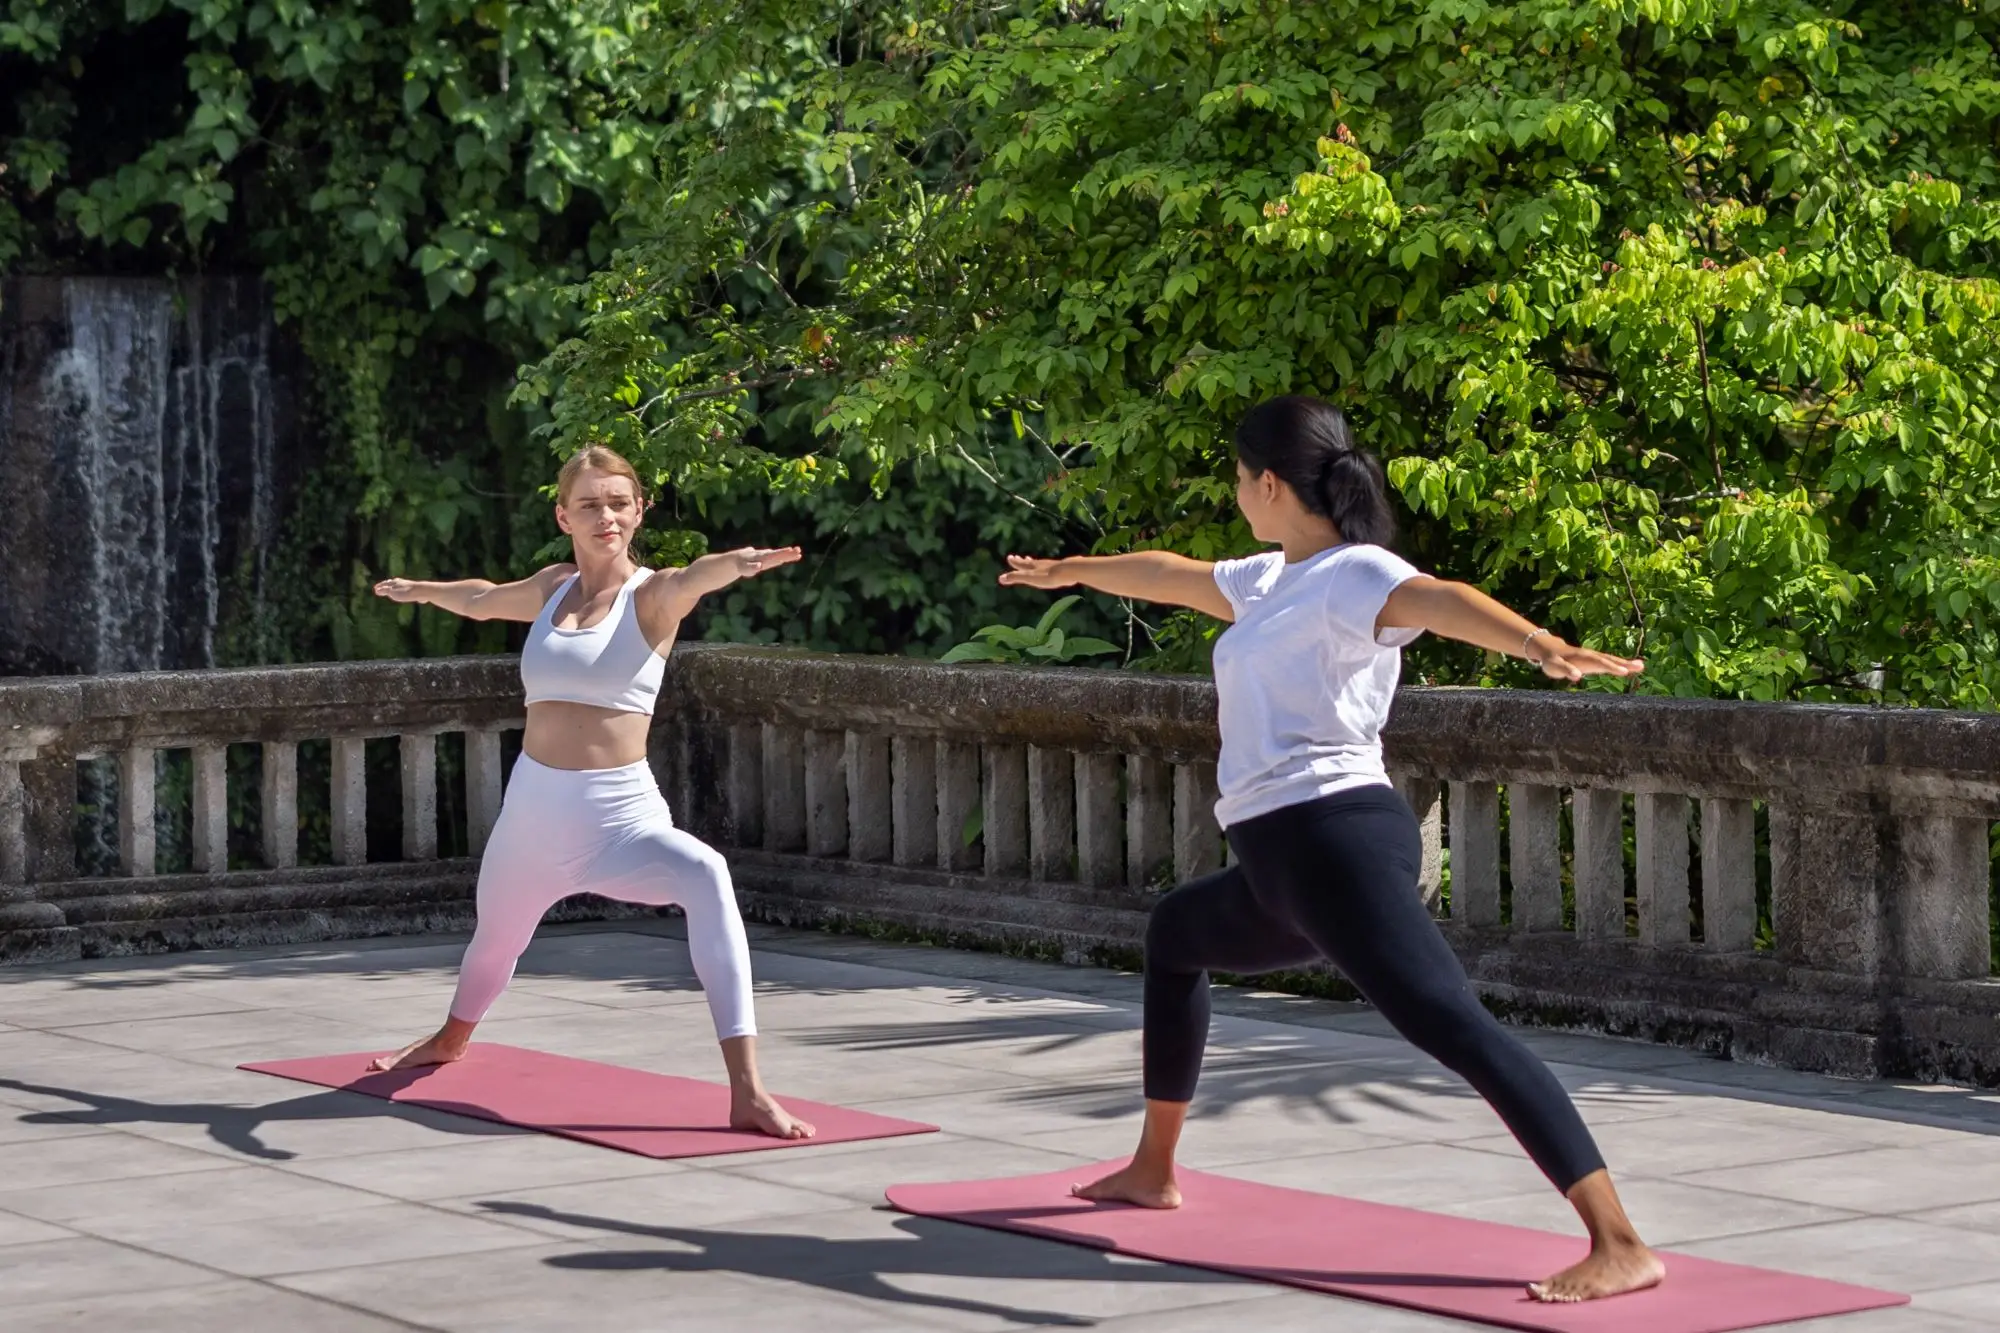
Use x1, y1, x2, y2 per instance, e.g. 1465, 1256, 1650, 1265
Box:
632, 368, 814, 423
1590, 465, 1648, 670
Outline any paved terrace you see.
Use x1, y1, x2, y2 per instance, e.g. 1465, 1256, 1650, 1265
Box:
2, 922, 1998, 1332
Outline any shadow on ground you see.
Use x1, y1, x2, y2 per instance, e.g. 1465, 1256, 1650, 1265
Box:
477, 1197, 1243, 1328
0, 1074, 517, 1160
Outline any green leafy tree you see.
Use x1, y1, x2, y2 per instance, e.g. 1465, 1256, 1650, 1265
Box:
535, 0, 2000, 704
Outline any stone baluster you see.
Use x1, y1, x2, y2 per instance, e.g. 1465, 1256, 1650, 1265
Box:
261, 741, 298, 869
761, 724, 807, 854
647, 724, 685, 827
727, 723, 764, 849
1028, 746, 1075, 881
937, 741, 982, 872
805, 730, 849, 858
1770, 797, 1880, 975
1885, 812, 1992, 980
0, 760, 24, 886
1699, 797, 1756, 951
1448, 781, 1501, 926
846, 732, 892, 863
983, 744, 1029, 879
0, 755, 62, 929
1508, 783, 1562, 932
1635, 792, 1690, 947
331, 737, 367, 866
22, 756, 74, 883
400, 732, 437, 861
1392, 773, 1444, 914
1076, 752, 1124, 888
1572, 788, 1626, 940
120, 748, 157, 877
191, 744, 229, 873
1172, 760, 1221, 882
1125, 756, 1173, 890
891, 735, 937, 867
464, 730, 503, 857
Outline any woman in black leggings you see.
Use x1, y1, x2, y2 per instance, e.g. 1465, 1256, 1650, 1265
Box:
999, 395, 1662, 1303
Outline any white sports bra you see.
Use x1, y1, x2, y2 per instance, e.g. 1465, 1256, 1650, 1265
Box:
520, 569, 667, 715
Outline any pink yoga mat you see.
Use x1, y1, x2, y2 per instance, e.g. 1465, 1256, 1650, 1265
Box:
887, 1163, 1908, 1333
242, 1042, 936, 1159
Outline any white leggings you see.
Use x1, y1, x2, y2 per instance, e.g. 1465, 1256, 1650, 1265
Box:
449, 754, 757, 1040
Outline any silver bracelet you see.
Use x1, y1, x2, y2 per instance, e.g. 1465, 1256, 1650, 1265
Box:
1522, 628, 1553, 660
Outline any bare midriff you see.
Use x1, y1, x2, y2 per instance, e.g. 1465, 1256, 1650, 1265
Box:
522, 700, 655, 771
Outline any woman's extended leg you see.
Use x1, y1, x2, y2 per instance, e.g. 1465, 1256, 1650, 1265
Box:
587, 802, 812, 1140
1071, 865, 1318, 1208
1239, 789, 1660, 1302
369, 797, 564, 1072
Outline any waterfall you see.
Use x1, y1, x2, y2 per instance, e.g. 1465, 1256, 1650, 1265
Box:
0, 277, 295, 678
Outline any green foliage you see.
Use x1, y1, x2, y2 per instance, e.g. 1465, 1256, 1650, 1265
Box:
4, 0, 662, 660
685, 441, 1126, 656
536, 0, 2000, 705
940, 594, 1122, 663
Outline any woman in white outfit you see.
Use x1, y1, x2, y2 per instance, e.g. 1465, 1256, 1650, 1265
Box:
369, 444, 811, 1140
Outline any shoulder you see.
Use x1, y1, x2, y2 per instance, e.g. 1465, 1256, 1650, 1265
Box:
1214, 550, 1285, 581
531, 563, 577, 593
1316, 544, 1422, 585
1212, 550, 1286, 608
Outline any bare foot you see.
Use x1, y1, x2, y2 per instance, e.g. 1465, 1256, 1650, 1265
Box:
1071, 1160, 1182, 1209
367, 1031, 469, 1072
1528, 1238, 1665, 1302
731, 1091, 815, 1140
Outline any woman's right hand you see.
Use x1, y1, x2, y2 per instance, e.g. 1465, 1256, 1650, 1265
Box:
997, 555, 1078, 589
373, 578, 425, 604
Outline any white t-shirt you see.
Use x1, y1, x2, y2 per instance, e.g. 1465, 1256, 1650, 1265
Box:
1209, 544, 1427, 829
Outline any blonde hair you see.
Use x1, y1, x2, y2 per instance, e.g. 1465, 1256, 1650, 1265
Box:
556, 445, 644, 506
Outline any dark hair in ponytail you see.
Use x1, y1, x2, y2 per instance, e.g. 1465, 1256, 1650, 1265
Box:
1233, 395, 1397, 548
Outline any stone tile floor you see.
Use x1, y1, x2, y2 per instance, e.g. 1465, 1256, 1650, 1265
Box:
2, 919, 1998, 1331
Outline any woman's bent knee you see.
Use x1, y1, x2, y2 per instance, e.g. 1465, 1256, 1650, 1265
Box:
1144, 892, 1207, 973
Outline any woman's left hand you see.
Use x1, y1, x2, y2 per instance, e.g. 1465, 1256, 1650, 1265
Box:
1532, 639, 1645, 682
728, 546, 803, 577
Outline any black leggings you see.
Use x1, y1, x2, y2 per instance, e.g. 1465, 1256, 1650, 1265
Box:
1144, 785, 1606, 1193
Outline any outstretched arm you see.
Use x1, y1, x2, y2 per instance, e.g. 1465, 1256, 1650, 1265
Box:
641, 546, 803, 626
373, 565, 575, 622
1378, 578, 1644, 682
997, 552, 1235, 622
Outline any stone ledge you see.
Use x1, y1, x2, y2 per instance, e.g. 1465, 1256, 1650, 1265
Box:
0, 656, 522, 755
667, 646, 2000, 809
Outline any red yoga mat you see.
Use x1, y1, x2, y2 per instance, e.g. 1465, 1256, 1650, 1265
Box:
241, 1042, 936, 1159
886, 1162, 1908, 1333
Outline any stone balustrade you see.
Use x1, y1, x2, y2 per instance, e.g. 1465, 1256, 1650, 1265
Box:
2, 647, 1996, 1085
0, 657, 524, 953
